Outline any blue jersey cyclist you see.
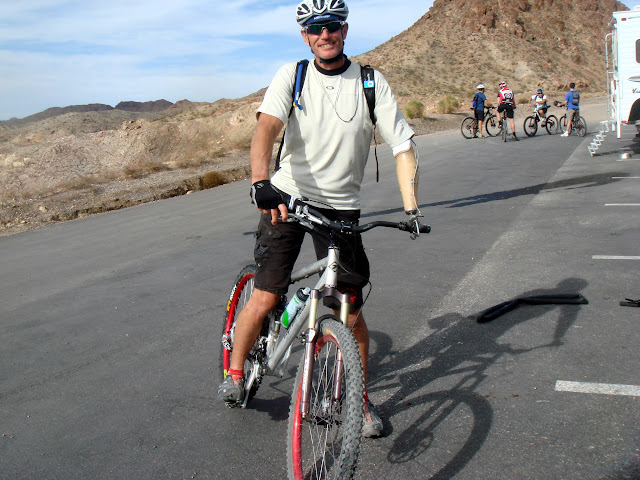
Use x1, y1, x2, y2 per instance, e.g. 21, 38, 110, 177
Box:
472, 84, 493, 138
217, 0, 421, 439
557, 82, 580, 137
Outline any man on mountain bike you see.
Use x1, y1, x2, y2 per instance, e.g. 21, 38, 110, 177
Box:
472, 84, 493, 138
217, 0, 421, 439
497, 81, 519, 141
557, 82, 580, 137
529, 88, 548, 127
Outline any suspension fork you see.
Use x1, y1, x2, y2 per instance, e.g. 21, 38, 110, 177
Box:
300, 290, 321, 418
299, 242, 349, 417
299, 289, 348, 417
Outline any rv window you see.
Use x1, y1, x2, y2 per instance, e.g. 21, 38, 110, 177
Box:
637, 39, 640, 63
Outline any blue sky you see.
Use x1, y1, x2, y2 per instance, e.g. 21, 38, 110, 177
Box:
3, 1, 639, 121
0, 1, 432, 120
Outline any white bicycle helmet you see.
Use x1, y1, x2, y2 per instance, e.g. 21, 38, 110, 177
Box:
296, 0, 349, 26
476, 84, 485, 89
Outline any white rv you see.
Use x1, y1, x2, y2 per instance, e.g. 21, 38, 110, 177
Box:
607, 9, 640, 138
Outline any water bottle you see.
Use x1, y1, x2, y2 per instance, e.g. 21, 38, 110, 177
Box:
281, 287, 310, 328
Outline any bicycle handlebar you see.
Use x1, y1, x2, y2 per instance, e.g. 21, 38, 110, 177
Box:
286, 200, 431, 238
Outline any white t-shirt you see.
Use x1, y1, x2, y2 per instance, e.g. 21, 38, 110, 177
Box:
258, 60, 414, 210
531, 94, 547, 110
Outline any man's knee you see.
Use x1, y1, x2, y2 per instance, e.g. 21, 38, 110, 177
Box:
245, 288, 281, 318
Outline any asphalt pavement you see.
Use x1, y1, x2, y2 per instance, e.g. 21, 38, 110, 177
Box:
1, 99, 638, 479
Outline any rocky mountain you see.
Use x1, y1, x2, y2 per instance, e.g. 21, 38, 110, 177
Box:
1, 100, 181, 127
354, 0, 628, 106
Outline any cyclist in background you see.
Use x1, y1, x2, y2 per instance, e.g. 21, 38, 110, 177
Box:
557, 82, 580, 137
529, 88, 548, 127
497, 81, 519, 141
217, 0, 421, 439
472, 84, 492, 138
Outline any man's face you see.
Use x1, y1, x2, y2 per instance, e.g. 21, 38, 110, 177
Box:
301, 21, 348, 64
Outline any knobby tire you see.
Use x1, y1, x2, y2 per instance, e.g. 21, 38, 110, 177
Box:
545, 115, 559, 135
502, 115, 508, 142
577, 116, 587, 137
559, 114, 568, 133
461, 117, 476, 139
220, 264, 263, 403
485, 114, 501, 137
287, 316, 364, 480
523, 116, 537, 137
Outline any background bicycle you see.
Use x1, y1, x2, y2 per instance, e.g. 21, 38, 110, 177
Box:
559, 110, 587, 136
460, 107, 501, 139
500, 109, 509, 142
220, 200, 429, 479
523, 107, 558, 136
554, 101, 587, 137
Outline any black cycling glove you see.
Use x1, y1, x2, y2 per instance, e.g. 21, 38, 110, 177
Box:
250, 180, 283, 210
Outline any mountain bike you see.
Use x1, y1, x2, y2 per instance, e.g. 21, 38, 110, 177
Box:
220, 198, 430, 479
484, 107, 502, 137
559, 109, 587, 137
460, 107, 500, 138
523, 107, 558, 136
500, 109, 509, 142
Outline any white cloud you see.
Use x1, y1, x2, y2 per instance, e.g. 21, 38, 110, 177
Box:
1, 0, 431, 119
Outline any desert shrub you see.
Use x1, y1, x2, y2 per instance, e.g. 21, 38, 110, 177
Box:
517, 96, 529, 105
437, 95, 460, 114
124, 157, 170, 178
202, 171, 226, 189
404, 100, 425, 119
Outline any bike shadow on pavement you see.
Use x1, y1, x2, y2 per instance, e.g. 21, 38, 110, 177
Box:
364, 277, 588, 479
361, 172, 626, 216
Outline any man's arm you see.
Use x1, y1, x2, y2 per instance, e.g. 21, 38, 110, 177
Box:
393, 140, 419, 214
250, 112, 288, 224
557, 92, 571, 107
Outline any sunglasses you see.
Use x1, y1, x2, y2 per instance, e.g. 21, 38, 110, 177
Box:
304, 21, 345, 35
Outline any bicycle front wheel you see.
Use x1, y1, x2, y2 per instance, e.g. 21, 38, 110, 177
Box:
502, 117, 508, 142
287, 316, 364, 480
545, 115, 559, 135
559, 114, 568, 133
485, 114, 501, 136
576, 116, 587, 137
220, 264, 262, 403
461, 117, 476, 139
523, 116, 537, 137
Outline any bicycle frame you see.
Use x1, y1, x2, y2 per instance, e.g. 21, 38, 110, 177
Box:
265, 246, 345, 375
263, 238, 353, 417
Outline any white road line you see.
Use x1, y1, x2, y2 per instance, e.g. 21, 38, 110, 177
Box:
556, 381, 640, 397
592, 255, 640, 260
604, 203, 640, 206
612, 176, 640, 179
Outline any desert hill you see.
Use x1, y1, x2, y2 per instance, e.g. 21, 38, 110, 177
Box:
0, 0, 630, 236
0, 100, 190, 128
354, 0, 627, 107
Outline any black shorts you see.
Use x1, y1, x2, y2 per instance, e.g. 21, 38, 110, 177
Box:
537, 107, 547, 115
253, 202, 370, 310
497, 104, 515, 119
474, 109, 485, 121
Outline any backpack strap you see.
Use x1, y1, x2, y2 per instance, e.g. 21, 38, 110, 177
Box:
361, 65, 380, 181
275, 60, 309, 172
361, 65, 376, 125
